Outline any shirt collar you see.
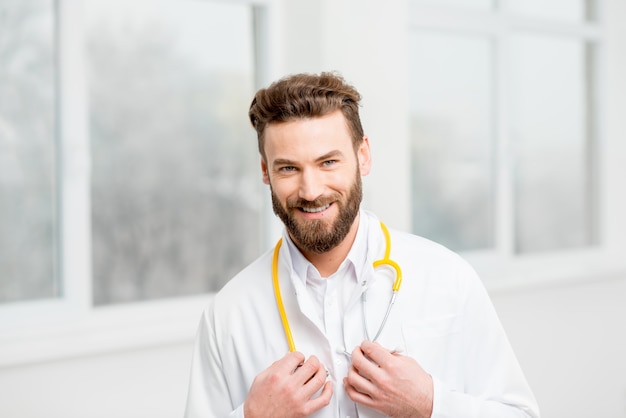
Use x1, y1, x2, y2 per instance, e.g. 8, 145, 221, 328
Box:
282, 210, 371, 286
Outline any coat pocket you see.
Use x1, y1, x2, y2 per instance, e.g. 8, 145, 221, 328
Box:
401, 315, 462, 389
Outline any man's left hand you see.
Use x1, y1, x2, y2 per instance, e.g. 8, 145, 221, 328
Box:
344, 340, 434, 418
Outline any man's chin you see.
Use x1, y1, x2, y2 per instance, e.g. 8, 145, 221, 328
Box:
295, 217, 334, 233
287, 220, 335, 243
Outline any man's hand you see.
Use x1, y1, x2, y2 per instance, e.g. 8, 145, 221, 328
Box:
244, 351, 333, 418
344, 340, 433, 418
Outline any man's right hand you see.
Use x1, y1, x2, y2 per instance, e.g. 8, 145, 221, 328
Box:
243, 352, 333, 418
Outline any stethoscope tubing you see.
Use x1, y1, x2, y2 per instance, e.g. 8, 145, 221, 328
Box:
272, 221, 402, 352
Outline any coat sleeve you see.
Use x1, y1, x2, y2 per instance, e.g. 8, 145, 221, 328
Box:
184, 303, 245, 418
431, 266, 540, 418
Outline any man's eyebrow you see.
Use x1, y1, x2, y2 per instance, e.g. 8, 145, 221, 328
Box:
271, 150, 345, 168
315, 150, 344, 163
271, 158, 297, 168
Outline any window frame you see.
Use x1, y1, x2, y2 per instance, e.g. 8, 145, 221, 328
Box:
407, 2, 626, 291
0, 0, 282, 367
3, 0, 626, 368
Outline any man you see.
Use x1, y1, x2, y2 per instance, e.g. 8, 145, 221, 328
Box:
185, 72, 540, 418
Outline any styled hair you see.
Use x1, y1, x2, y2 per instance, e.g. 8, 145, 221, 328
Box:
248, 72, 364, 159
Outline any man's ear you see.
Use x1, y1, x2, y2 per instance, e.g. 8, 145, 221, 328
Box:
358, 136, 372, 176
261, 158, 270, 185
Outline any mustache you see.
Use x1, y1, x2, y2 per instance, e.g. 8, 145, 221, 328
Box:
286, 195, 337, 210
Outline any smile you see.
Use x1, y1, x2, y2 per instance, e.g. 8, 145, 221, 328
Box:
300, 204, 331, 213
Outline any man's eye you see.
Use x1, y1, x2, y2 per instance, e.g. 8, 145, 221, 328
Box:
322, 160, 337, 167
280, 166, 296, 172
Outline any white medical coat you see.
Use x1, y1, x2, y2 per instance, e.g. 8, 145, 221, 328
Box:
185, 211, 540, 418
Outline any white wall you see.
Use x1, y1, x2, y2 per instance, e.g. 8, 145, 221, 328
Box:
492, 275, 626, 418
0, 343, 192, 418
2, 0, 625, 417
1, 277, 625, 418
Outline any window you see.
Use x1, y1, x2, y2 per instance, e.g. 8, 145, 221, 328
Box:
408, 31, 494, 252
0, 0, 59, 304
0, 0, 274, 363
85, 0, 261, 305
408, 1, 602, 266
508, 34, 595, 253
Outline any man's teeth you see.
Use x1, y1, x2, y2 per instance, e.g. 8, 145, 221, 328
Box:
301, 204, 330, 213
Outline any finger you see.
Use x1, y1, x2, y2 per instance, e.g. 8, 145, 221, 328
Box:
303, 366, 331, 398
350, 345, 380, 381
273, 351, 306, 375
304, 381, 333, 414
293, 355, 323, 385
359, 340, 393, 368
343, 375, 375, 407
346, 364, 377, 394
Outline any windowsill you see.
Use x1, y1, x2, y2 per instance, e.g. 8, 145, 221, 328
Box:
0, 294, 213, 368
485, 264, 626, 295
2, 254, 625, 369
468, 248, 626, 295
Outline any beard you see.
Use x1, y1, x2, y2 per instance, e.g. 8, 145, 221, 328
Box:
271, 170, 363, 254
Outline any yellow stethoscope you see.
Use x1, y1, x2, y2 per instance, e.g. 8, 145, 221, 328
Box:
272, 221, 402, 352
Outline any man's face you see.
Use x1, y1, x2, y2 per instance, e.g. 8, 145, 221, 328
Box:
261, 110, 371, 254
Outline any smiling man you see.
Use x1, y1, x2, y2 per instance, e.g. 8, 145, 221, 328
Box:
184, 72, 540, 418
264, 109, 368, 275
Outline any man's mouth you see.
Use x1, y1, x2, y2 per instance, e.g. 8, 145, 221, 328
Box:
300, 203, 331, 213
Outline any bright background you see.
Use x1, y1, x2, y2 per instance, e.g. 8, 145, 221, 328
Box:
1, 0, 625, 417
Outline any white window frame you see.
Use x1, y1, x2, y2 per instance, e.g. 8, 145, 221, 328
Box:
0, 0, 283, 367
406, 2, 626, 292
3, 0, 626, 368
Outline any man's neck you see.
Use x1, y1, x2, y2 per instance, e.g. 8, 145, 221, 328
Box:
298, 214, 360, 278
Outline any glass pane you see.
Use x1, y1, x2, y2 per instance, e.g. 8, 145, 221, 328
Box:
408, 31, 495, 252
510, 35, 593, 253
86, 0, 261, 305
0, 0, 59, 303
504, 0, 589, 23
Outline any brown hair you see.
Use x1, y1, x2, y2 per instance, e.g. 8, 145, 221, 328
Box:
248, 72, 364, 159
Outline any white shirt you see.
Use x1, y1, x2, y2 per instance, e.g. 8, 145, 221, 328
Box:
287, 214, 368, 418
184, 210, 540, 418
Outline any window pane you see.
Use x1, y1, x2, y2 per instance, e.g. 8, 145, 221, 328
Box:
86, 0, 261, 305
408, 31, 495, 251
510, 35, 594, 253
504, 0, 589, 23
0, 0, 59, 303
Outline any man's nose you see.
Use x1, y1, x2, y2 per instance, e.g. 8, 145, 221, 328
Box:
298, 169, 324, 202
